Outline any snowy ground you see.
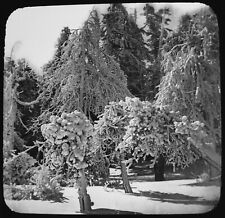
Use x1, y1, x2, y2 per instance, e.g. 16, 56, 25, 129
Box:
4, 178, 220, 214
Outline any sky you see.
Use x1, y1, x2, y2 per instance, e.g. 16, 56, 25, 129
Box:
4, 3, 207, 73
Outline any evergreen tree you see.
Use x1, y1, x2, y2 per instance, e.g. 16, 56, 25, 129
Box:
140, 4, 172, 179
14, 59, 42, 157
35, 9, 132, 131
155, 7, 221, 174
142, 4, 172, 100
3, 57, 42, 159
101, 3, 150, 100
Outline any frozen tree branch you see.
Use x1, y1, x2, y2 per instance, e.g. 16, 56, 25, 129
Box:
13, 83, 41, 106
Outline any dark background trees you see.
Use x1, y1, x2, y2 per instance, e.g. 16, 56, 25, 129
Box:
4, 57, 42, 159
142, 4, 172, 101
101, 3, 150, 100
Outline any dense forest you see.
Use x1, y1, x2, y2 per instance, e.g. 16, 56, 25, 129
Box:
3, 3, 220, 213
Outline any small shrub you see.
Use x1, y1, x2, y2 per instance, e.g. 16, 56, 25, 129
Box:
4, 184, 35, 200
4, 164, 65, 202
3, 152, 37, 185
30, 166, 65, 202
4, 182, 65, 202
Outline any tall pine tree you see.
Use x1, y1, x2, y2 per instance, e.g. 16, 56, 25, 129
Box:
34, 9, 132, 131
142, 4, 172, 100
155, 7, 221, 174
101, 3, 150, 100
4, 57, 42, 159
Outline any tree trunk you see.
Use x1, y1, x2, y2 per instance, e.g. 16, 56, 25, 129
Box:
77, 169, 92, 213
154, 154, 165, 181
120, 159, 133, 193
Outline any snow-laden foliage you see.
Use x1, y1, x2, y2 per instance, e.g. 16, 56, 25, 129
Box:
41, 110, 95, 175
93, 97, 138, 193
155, 8, 220, 153
36, 10, 131, 131
174, 117, 207, 149
173, 116, 220, 171
4, 166, 64, 201
122, 99, 200, 168
93, 97, 137, 163
4, 58, 42, 160
94, 97, 209, 169
30, 166, 64, 201
3, 152, 37, 185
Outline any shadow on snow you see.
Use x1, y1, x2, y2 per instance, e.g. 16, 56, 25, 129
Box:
128, 191, 219, 206
85, 208, 143, 214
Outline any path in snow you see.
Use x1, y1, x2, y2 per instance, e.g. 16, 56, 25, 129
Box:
4, 179, 220, 214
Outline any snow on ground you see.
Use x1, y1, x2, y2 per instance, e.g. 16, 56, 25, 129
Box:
5, 187, 81, 214
5, 179, 220, 214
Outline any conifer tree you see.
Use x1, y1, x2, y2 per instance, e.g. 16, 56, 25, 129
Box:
101, 3, 150, 100
142, 3, 172, 100
139, 4, 172, 180
4, 56, 42, 159
155, 7, 221, 174
34, 9, 132, 131
14, 59, 42, 156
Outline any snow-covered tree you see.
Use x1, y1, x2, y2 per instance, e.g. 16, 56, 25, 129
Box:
94, 97, 207, 182
3, 56, 42, 159
34, 9, 132, 133
93, 98, 135, 193
122, 98, 200, 174
155, 7, 221, 174
41, 110, 95, 212
14, 59, 42, 153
